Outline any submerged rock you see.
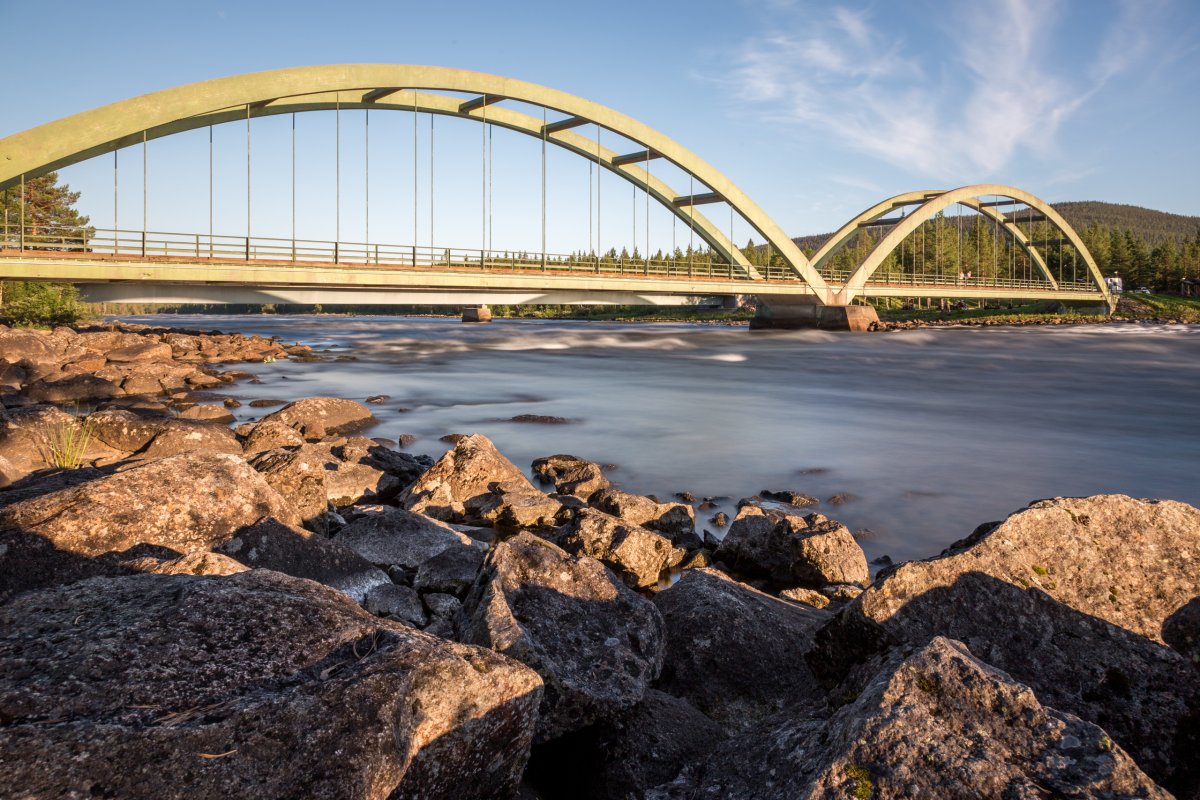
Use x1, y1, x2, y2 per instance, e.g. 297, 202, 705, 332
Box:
459, 532, 665, 741
715, 505, 869, 589
651, 637, 1170, 800
652, 568, 832, 731
0, 570, 543, 800
760, 489, 819, 507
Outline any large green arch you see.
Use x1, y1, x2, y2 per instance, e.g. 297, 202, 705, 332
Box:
816, 184, 1109, 307
0, 64, 829, 291
812, 189, 1059, 288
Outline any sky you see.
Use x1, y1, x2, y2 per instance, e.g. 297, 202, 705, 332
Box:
1, 0, 1197, 255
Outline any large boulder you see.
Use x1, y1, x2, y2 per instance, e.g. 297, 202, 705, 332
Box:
651, 637, 1170, 800
0, 329, 60, 365
399, 434, 547, 524
214, 518, 391, 603
715, 505, 869, 589
0, 406, 86, 477
97, 360, 199, 396
105, 341, 173, 362
0, 570, 543, 799
332, 437, 429, 490
531, 454, 611, 498
0, 454, 19, 488
84, 407, 240, 460
464, 484, 564, 531
1165, 598, 1200, 668
810, 495, 1200, 791
653, 568, 832, 731
87, 407, 172, 452
129, 550, 249, 576
20, 373, 123, 404
414, 545, 487, 597
336, 506, 483, 571
249, 446, 330, 532
269, 437, 427, 509
136, 417, 242, 459
0, 360, 26, 394
459, 532, 666, 741
260, 396, 376, 438
75, 329, 145, 354
933, 494, 1200, 642
241, 419, 309, 454
558, 507, 685, 589
529, 689, 726, 800
0, 452, 300, 557
588, 487, 695, 541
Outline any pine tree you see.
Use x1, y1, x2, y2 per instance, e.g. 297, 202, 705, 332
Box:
1, 173, 92, 323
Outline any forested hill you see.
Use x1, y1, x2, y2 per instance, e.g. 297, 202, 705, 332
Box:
792, 201, 1199, 254
1052, 202, 1199, 247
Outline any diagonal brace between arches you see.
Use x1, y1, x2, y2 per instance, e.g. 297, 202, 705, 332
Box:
814, 190, 1059, 288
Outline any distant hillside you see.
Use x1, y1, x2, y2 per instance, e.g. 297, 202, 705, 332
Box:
790, 201, 1199, 254
1053, 202, 1199, 247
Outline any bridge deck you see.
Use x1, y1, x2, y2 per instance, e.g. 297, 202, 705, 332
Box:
0, 247, 1107, 305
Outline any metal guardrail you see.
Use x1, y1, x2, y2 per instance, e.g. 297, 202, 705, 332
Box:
0, 223, 1100, 292
0, 223, 806, 283
819, 268, 1096, 292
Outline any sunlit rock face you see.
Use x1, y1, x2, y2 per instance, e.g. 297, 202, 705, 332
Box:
0, 570, 543, 800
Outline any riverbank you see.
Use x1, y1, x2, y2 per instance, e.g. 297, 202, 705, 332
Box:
1, 320, 1197, 798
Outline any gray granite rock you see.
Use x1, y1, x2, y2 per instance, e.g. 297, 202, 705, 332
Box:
716, 505, 869, 589
653, 568, 832, 732
809, 495, 1200, 791
336, 506, 482, 571
558, 507, 685, 589
460, 532, 665, 742
0, 570, 542, 800
651, 637, 1170, 800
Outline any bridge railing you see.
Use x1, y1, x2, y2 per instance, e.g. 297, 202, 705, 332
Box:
0, 222, 810, 284
818, 265, 1095, 292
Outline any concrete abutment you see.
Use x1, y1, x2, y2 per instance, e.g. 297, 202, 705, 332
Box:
749, 297, 879, 332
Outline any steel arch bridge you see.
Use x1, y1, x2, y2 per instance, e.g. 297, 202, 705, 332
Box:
0, 65, 1112, 325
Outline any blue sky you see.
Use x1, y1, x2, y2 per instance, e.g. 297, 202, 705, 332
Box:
1, 0, 1196, 253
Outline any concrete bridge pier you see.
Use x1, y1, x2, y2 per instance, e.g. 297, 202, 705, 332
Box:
462, 304, 493, 323
749, 296, 879, 332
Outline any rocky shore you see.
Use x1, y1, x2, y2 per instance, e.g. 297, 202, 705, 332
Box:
1, 322, 1198, 799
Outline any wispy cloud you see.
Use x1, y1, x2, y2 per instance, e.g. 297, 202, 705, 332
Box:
722, 0, 1170, 181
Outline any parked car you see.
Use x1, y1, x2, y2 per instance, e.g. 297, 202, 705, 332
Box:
1134, 287, 1151, 294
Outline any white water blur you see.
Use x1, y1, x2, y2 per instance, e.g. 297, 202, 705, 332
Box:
120, 315, 1200, 566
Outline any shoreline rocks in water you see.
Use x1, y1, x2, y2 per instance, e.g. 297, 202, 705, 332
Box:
1, 319, 1198, 799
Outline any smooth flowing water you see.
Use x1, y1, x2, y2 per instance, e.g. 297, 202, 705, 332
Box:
119, 315, 1200, 566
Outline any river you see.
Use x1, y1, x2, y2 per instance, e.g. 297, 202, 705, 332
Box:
118, 314, 1200, 567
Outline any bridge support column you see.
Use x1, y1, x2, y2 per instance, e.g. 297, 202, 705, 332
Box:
749, 297, 878, 332
462, 304, 493, 323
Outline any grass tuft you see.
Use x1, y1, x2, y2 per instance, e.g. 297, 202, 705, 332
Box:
41, 415, 95, 469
